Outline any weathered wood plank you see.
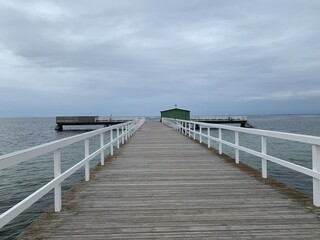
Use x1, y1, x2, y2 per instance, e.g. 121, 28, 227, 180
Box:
18, 121, 320, 239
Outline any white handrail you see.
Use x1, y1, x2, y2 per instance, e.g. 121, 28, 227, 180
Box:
191, 116, 247, 121
96, 116, 137, 122
0, 118, 145, 229
162, 117, 320, 207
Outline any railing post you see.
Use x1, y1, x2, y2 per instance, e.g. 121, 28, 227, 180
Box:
188, 122, 191, 137
117, 127, 120, 149
185, 122, 187, 134
85, 139, 90, 181
199, 125, 202, 143
218, 128, 222, 154
131, 122, 134, 136
193, 124, 196, 140
131, 122, 135, 136
235, 131, 239, 164
54, 149, 61, 212
312, 145, 320, 206
128, 123, 131, 137
207, 127, 211, 148
110, 129, 114, 156
261, 136, 267, 178
185, 122, 188, 136
122, 125, 124, 144
100, 133, 104, 166
127, 123, 130, 138
125, 124, 128, 141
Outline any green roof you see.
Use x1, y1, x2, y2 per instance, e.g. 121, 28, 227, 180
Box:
160, 108, 190, 113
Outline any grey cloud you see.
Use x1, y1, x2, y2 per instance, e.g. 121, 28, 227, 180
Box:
0, 0, 320, 116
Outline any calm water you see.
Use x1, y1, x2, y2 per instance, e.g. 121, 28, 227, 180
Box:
0, 118, 111, 239
206, 115, 320, 197
1, 115, 320, 239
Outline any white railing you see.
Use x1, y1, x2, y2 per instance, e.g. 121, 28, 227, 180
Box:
0, 118, 145, 229
191, 116, 247, 121
95, 116, 137, 122
162, 117, 320, 206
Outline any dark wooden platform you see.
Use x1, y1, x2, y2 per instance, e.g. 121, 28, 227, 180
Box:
55, 116, 131, 131
190, 117, 254, 128
18, 122, 320, 239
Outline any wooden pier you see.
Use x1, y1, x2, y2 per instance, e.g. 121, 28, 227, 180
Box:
55, 116, 133, 131
18, 122, 320, 239
55, 116, 254, 131
190, 116, 254, 128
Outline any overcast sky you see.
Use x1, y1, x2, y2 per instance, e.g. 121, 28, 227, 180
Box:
0, 0, 319, 117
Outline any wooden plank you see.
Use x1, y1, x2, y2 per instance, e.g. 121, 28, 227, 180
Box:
18, 122, 320, 239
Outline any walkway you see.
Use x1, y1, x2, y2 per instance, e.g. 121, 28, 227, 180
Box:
18, 122, 320, 239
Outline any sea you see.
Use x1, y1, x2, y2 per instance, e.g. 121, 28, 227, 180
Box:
1, 115, 320, 239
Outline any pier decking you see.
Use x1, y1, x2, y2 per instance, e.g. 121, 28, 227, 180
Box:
19, 122, 320, 239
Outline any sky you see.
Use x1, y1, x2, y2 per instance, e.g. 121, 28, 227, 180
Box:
0, 0, 320, 117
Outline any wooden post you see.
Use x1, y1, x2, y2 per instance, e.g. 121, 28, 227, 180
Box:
54, 149, 61, 212
207, 127, 211, 148
312, 145, 320, 206
219, 128, 222, 154
235, 132, 239, 164
121, 126, 124, 144
110, 129, 114, 156
100, 133, 104, 166
117, 127, 120, 149
261, 136, 267, 178
85, 139, 90, 181
125, 124, 128, 141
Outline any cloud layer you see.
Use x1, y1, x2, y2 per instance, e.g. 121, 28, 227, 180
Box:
0, 0, 320, 116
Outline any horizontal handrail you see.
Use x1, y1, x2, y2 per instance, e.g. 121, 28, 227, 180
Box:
191, 116, 247, 121
162, 117, 320, 207
0, 121, 133, 170
96, 116, 139, 122
0, 118, 145, 229
166, 118, 320, 145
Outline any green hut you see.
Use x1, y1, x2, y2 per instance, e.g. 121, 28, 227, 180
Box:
160, 108, 190, 122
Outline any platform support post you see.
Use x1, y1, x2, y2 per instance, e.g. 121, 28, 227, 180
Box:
55, 124, 63, 131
